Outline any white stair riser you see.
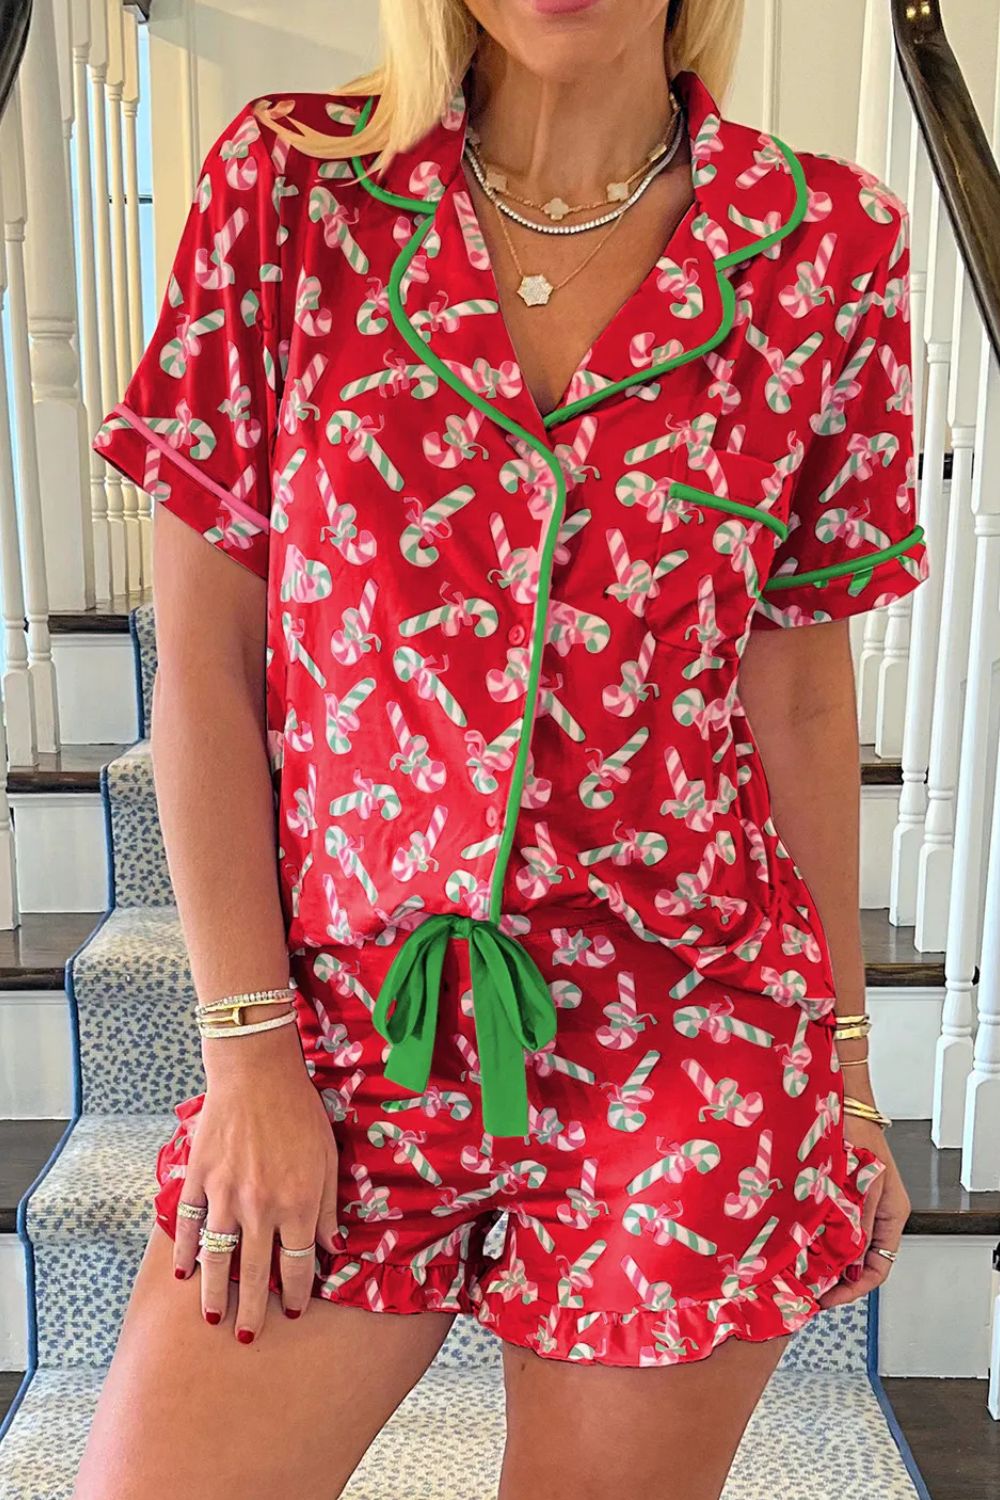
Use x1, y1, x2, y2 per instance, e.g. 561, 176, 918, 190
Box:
878, 1235, 997, 1377
866, 989, 946, 1118
50, 637, 138, 746
10, 798, 107, 914
0, 1237, 27, 1371
0, 994, 74, 1119
861, 786, 904, 908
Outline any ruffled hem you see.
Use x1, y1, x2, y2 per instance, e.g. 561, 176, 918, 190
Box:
468, 1140, 888, 1368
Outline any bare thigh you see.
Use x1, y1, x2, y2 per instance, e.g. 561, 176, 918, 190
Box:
498, 1332, 792, 1500
72, 1222, 455, 1500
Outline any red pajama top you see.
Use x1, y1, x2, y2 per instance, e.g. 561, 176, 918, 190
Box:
94, 68, 928, 1136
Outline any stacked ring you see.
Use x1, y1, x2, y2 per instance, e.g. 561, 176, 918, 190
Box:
198, 1227, 241, 1254
176, 1201, 208, 1221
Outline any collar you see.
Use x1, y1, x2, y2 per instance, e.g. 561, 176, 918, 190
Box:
357, 67, 807, 443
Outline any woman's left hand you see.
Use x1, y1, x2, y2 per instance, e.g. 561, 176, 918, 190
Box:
816, 1118, 910, 1309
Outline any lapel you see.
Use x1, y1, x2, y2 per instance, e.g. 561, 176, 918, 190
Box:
358, 67, 808, 452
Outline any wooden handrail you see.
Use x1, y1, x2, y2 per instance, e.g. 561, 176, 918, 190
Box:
0, 0, 32, 123
891, 0, 1000, 367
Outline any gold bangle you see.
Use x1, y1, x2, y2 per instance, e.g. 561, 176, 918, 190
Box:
833, 1019, 871, 1041
196, 993, 295, 1028
839, 1056, 871, 1067
198, 1009, 298, 1040
843, 1094, 892, 1128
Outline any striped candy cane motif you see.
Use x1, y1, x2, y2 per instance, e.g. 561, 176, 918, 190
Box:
723, 1129, 782, 1218
680, 1059, 765, 1127
328, 771, 401, 822
602, 1050, 660, 1132
282, 610, 327, 688
366, 1122, 443, 1185
515, 822, 572, 899
529, 1104, 587, 1151
324, 678, 377, 753
344, 1163, 403, 1221
280, 350, 329, 430
602, 632, 660, 717
550, 929, 617, 968
316, 462, 377, 564
489, 514, 541, 604
556, 1240, 608, 1308
318, 1071, 366, 1124
409, 1223, 475, 1285
546, 600, 611, 657
399, 586, 499, 639
578, 729, 649, 809
555, 1159, 609, 1228
776, 1010, 814, 1098
578, 827, 668, 869
391, 805, 449, 881
778, 232, 837, 318
595, 971, 656, 1049
326, 409, 405, 490
481, 1253, 540, 1306
798, 1091, 840, 1161
625, 1137, 721, 1193
463, 726, 516, 794
422, 407, 489, 468
620, 1254, 677, 1313
330, 579, 381, 666
817, 431, 899, 507
622, 1203, 718, 1256
285, 761, 317, 839
280, 541, 333, 605
385, 701, 447, 792
327, 827, 379, 906
399, 484, 476, 567
718, 1215, 781, 1300
671, 998, 774, 1049
393, 647, 467, 726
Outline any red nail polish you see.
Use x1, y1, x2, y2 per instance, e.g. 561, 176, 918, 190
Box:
237, 1328, 255, 1344
205, 1310, 222, 1325
284, 1307, 301, 1319
175, 1268, 187, 1280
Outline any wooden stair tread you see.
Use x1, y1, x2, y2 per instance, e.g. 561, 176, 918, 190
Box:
0, 912, 106, 989
48, 586, 152, 634
0, 1119, 69, 1233
7, 745, 130, 793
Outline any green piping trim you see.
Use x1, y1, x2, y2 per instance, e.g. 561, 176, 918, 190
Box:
349, 97, 811, 914
761, 524, 925, 591
668, 481, 789, 540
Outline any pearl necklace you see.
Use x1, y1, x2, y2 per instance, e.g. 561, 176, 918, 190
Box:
462, 104, 687, 307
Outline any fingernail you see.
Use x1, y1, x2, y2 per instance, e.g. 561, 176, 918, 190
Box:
205, 1310, 221, 1325
284, 1307, 301, 1319
175, 1268, 187, 1280
237, 1328, 255, 1344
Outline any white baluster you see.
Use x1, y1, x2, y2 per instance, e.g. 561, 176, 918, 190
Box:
915, 250, 979, 952
887, 180, 954, 910
933, 332, 1000, 1148
0, 86, 58, 755
106, 3, 140, 591
961, 686, 1000, 1188
121, 10, 151, 585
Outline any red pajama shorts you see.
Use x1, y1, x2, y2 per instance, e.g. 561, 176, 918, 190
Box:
152, 916, 887, 1367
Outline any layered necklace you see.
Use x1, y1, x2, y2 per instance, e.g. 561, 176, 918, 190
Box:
462, 86, 686, 307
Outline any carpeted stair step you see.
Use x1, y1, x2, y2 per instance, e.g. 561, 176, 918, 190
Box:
0, 1356, 928, 1499
102, 742, 172, 907
71, 905, 204, 1114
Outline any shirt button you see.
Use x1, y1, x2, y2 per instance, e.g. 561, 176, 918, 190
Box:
507, 624, 526, 646
485, 806, 500, 829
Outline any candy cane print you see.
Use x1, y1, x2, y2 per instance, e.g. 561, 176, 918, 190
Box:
718, 1215, 781, 1301
425, 1264, 473, 1313
757, 965, 812, 1016
192, 206, 248, 292
586, 873, 672, 948
312, 951, 376, 1011
777, 1011, 814, 1099
625, 1137, 721, 1194
314, 1020, 364, 1068
326, 826, 379, 905
463, 726, 516, 796
385, 701, 447, 792
578, 728, 649, 809
330, 579, 381, 666
282, 610, 326, 688
399, 483, 476, 568
497, 437, 562, 524
386, 1085, 473, 1123
537, 680, 586, 743
671, 999, 773, 1049
318, 1260, 364, 1297
325, 409, 405, 491
391, 804, 448, 881
319, 1070, 366, 1125
488, 514, 540, 604
329, 771, 401, 823
280, 350, 328, 433
550, 927, 616, 969
366, 1122, 443, 1185
556, 1159, 609, 1228
714, 519, 759, 600
514, 821, 572, 900
399, 585, 499, 640
529, 1104, 587, 1151
601, 1049, 660, 1133
595, 972, 657, 1049
620, 1255, 677, 1313
344, 1163, 402, 1222
546, 600, 611, 658
304, 179, 369, 269
671, 683, 737, 762
506, 1203, 557, 1257
615, 468, 677, 527
798, 1090, 840, 1161
578, 827, 668, 869
604, 529, 661, 616
459, 1133, 495, 1174
817, 431, 899, 507
529, 1041, 597, 1088
285, 761, 318, 839
324, 678, 377, 754
602, 632, 660, 717
724, 1130, 781, 1219
680, 1059, 765, 1127
453, 1034, 481, 1089
393, 647, 467, 726
421, 407, 489, 468
622, 1202, 719, 1256
624, 410, 718, 468
813, 509, 888, 559
778, 230, 836, 318
314, 460, 378, 564
219, 341, 262, 448
556, 1240, 608, 1307
409, 1223, 475, 1286
444, 869, 491, 918
279, 541, 334, 606
285, 850, 313, 921
881, 340, 913, 414
431, 1180, 504, 1216
481, 1254, 540, 1307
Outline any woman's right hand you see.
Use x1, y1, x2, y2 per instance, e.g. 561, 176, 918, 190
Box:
172, 1016, 341, 1341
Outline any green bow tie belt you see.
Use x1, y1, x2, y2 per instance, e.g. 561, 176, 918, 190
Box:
371, 913, 558, 1138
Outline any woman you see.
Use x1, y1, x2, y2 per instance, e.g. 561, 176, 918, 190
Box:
79, 0, 924, 1495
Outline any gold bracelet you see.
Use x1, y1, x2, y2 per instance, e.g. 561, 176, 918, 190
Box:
196, 990, 295, 1028
843, 1093, 892, 1128
839, 1055, 871, 1067
833, 1018, 871, 1041
198, 1009, 298, 1040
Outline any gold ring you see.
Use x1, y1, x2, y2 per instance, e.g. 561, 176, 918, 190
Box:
279, 1241, 317, 1259
198, 1227, 241, 1254
873, 1247, 898, 1262
177, 1201, 208, 1221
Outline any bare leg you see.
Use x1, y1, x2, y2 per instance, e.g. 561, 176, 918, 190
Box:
498, 1331, 792, 1500
73, 1223, 456, 1500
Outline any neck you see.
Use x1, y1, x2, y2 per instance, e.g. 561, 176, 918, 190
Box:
466, 28, 685, 202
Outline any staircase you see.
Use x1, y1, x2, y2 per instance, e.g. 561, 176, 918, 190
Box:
0, 596, 979, 1500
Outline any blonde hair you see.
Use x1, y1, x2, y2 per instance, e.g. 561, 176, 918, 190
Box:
252, 0, 743, 176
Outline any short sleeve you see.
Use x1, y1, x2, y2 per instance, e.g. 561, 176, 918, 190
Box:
91, 98, 281, 580
752, 206, 929, 630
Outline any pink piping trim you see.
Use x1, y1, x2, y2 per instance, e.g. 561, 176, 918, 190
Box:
112, 403, 270, 534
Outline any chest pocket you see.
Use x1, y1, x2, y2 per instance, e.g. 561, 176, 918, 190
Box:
606, 446, 792, 658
